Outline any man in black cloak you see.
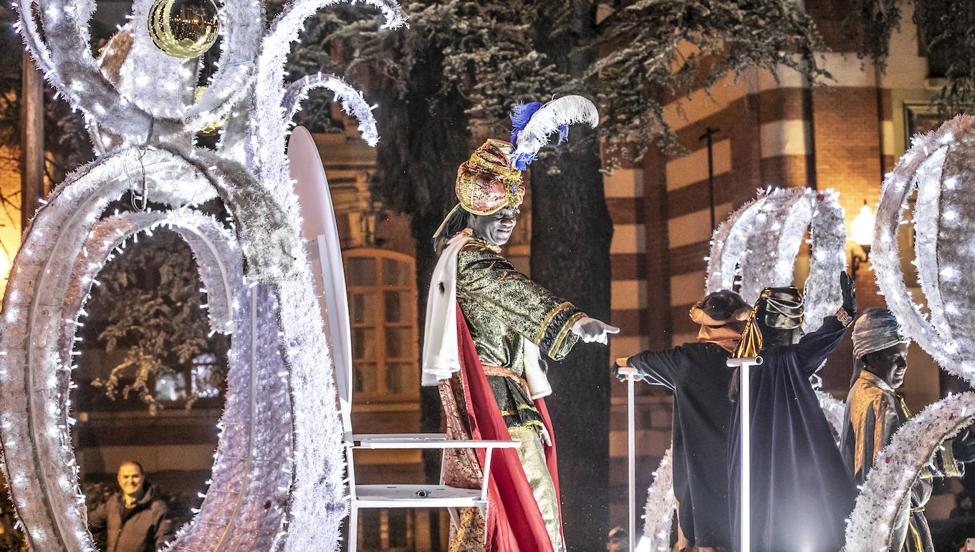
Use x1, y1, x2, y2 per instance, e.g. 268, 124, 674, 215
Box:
727, 272, 857, 552
617, 290, 751, 551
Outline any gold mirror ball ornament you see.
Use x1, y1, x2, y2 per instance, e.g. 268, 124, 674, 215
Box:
148, 0, 220, 59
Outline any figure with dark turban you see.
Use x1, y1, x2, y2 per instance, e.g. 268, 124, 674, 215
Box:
616, 290, 751, 551
841, 307, 975, 551
727, 272, 858, 551
421, 96, 618, 551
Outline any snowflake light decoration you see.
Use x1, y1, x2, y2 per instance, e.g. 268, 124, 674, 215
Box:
0, 0, 406, 549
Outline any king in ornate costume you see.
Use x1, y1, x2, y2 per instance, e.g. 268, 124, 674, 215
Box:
841, 308, 975, 552
421, 96, 617, 551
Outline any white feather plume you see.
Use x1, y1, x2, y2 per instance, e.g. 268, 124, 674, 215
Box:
509, 95, 598, 169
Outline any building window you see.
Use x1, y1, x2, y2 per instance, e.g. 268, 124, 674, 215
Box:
344, 249, 419, 400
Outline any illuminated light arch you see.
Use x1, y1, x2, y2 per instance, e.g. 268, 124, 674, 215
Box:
0, 153, 300, 550
845, 115, 975, 548
5, 0, 406, 547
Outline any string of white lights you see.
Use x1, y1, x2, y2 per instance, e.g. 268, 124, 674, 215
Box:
640, 447, 675, 551
844, 393, 975, 549
845, 114, 975, 548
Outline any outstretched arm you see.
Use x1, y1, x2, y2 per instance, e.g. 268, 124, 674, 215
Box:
795, 271, 855, 376
616, 348, 686, 391
457, 243, 602, 360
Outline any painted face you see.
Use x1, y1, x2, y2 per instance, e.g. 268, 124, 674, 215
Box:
117, 463, 144, 499
864, 342, 909, 389
469, 207, 519, 246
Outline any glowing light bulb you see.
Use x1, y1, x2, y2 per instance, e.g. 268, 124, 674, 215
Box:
850, 202, 875, 247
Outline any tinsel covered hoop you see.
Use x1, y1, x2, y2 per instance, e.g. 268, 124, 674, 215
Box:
3, 0, 406, 548
844, 393, 975, 549
844, 114, 975, 549
872, 115, 975, 384
705, 187, 846, 332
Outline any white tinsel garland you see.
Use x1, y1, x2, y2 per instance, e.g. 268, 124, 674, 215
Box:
6, 0, 406, 547
706, 193, 767, 295
816, 390, 846, 437
706, 187, 845, 330
16, 0, 262, 139
250, 0, 405, 225
282, 73, 379, 147
844, 393, 975, 550
872, 115, 975, 384
738, 188, 807, 303
641, 447, 675, 551
803, 190, 847, 333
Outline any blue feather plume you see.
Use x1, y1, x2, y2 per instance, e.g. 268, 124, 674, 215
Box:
510, 102, 544, 147
512, 152, 536, 171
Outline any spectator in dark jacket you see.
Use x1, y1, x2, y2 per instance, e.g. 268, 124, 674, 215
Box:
88, 461, 173, 552
951, 491, 975, 520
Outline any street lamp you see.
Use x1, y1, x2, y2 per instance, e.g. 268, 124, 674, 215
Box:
850, 201, 875, 279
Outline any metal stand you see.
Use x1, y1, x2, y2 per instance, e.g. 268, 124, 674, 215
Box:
727, 356, 763, 552
617, 365, 643, 552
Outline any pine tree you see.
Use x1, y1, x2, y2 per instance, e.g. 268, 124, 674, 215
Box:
82, 228, 229, 415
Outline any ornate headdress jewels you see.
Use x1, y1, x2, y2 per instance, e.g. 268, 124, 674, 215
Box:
455, 139, 525, 216
733, 287, 804, 359
434, 95, 599, 240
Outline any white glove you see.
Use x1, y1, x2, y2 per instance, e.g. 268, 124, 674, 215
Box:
570, 317, 620, 345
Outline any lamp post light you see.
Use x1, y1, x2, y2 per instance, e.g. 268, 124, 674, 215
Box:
850, 201, 875, 280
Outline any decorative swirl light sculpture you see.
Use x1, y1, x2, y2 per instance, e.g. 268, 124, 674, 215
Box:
642, 186, 848, 549
845, 115, 975, 549
1, 0, 406, 549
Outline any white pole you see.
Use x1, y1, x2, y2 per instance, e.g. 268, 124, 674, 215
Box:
617, 365, 642, 552
727, 356, 762, 552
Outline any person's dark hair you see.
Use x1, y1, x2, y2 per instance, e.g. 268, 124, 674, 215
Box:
119, 460, 145, 476
957, 489, 973, 507
433, 205, 471, 254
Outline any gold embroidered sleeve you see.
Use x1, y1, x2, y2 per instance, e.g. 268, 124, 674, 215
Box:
456, 243, 584, 361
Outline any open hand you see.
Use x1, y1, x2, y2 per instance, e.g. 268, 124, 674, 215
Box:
571, 317, 620, 345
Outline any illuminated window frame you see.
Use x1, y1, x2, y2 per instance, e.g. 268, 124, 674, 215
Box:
343, 248, 419, 401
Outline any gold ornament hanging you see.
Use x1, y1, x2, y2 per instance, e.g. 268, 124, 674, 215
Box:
148, 0, 220, 59
194, 87, 224, 136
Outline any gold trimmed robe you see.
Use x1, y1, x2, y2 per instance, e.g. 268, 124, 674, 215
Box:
841, 371, 963, 552
441, 236, 585, 551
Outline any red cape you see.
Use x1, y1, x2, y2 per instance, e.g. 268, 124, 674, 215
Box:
454, 305, 563, 551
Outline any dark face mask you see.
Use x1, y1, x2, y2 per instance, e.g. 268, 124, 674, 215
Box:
760, 289, 804, 329
755, 289, 804, 346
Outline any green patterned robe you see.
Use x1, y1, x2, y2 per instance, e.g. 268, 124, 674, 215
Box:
452, 235, 586, 551
456, 237, 585, 432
